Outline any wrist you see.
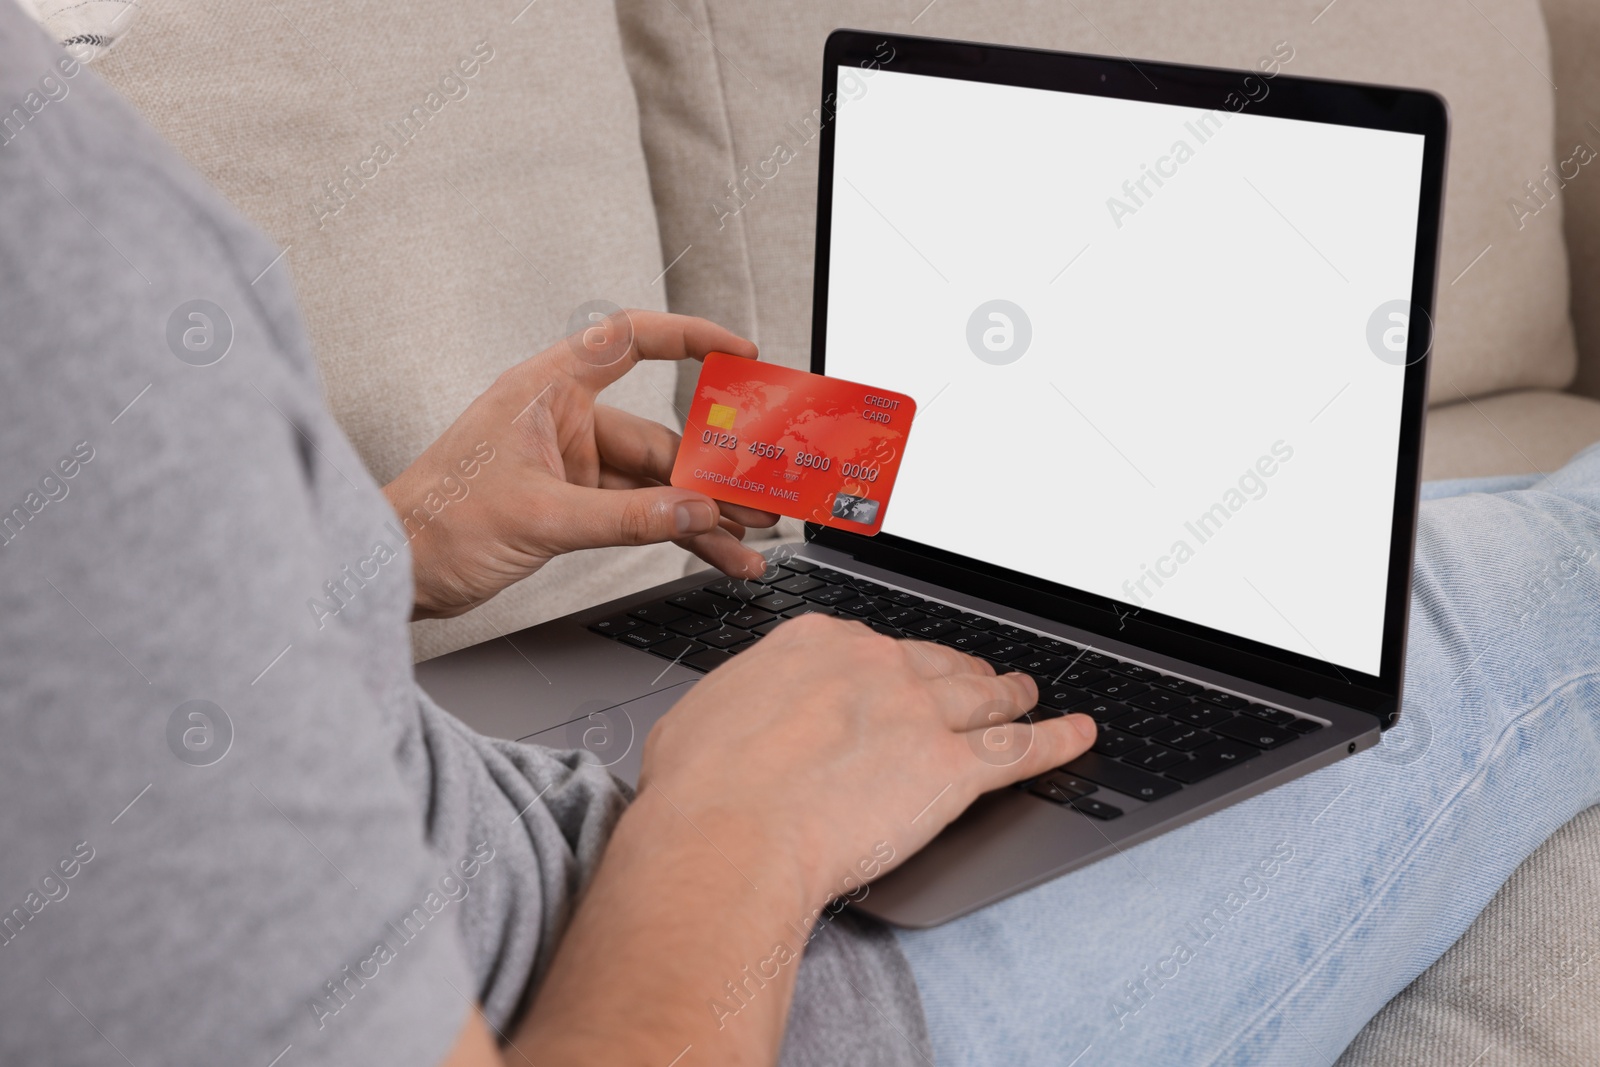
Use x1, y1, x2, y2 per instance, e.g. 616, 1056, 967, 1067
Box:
382, 470, 461, 619
618, 782, 821, 929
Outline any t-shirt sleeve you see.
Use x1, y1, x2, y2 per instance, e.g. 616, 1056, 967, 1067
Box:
0, 7, 480, 1063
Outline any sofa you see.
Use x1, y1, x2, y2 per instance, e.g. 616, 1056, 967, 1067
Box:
94, 0, 1600, 1060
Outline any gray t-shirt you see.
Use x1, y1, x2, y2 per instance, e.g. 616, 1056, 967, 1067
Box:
0, 6, 929, 1064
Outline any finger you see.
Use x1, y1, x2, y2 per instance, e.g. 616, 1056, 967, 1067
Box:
561, 310, 759, 394
928, 670, 1036, 732
594, 406, 779, 529
633, 310, 759, 363
594, 470, 757, 543
594, 405, 681, 484
678, 525, 767, 579
538, 481, 723, 553
965, 714, 1098, 793
717, 501, 779, 529
596, 465, 656, 492
897, 638, 997, 683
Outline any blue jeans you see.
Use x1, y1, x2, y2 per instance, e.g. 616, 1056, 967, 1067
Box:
896, 446, 1600, 1065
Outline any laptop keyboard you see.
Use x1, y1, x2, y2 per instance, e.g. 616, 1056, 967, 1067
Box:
587, 558, 1325, 821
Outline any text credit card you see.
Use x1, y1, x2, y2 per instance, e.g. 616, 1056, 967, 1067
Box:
671, 353, 917, 535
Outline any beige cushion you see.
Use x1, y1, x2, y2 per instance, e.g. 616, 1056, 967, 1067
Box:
97, 0, 689, 660
617, 0, 1577, 411
1423, 390, 1600, 479
1541, 0, 1600, 399
1336, 803, 1600, 1067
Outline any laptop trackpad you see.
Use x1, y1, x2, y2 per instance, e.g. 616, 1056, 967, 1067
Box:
518, 680, 695, 789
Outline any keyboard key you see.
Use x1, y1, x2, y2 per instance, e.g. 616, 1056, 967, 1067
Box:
851, 579, 890, 596
919, 601, 959, 619
1165, 739, 1258, 783
778, 558, 817, 573
1090, 728, 1146, 759
1288, 717, 1324, 734
866, 621, 902, 638
699, 627, 755, 650
588, 614, 641, 638
1211, 717, 1296, 749
1076, 698, 1132, 722
1037, 685, 1095, 711
704, 577, 771, 602
752, 592, 807, 613
878, 607, 926, 627
618, 628, 673, 649
667, 589, 741, 617
1172, 703, 1234, 729
1151, 723, 1211, 751
1070, 796, 1124, 820
1058, 666, 1109, 688
1109, 663, 1161, 683
1076, 652, 1116, 670
1243, 704, 1296, 727
1127, 689, 1191, 714
994, 625, 1038, 644
980, 641, 1031, 663
773, 575, 825, 596
1061, 752, 1182, 801
723, 607, 777, 629
839, 598, 889, 618
1090, 677, 1151, 701
755, 563, 785, 583
1108, 712, 1174, 737
647, 636, 703, 660
1026, 772, 1098, 804
1013, 652, 1068, 677
1032, 637, 1081, 656
1200, 691, 1250, 711
1125, 745, 1187, 773
811, 568, 849, 584
668, 616, 721, 638
804, 585, 860, 607
682, 647, 733, 672
945, 629, 997, 652
628, 603, 688, 627
876, 589, 922, 606
952, 612, 997, 630
904, 619, 959, 639
1151, 677, 1204, 696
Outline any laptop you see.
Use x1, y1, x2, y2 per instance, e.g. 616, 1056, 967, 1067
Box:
417, 30, 1447, 928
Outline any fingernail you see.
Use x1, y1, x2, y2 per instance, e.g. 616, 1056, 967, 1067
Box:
1070, 714, 1096, 741
674, 500, 716, 535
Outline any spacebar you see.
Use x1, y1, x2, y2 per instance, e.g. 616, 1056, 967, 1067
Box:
1060, 752, 1182, 802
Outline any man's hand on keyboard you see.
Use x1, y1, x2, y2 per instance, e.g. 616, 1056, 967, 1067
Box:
636, 613, 1100, 909
384, 310, 780, 619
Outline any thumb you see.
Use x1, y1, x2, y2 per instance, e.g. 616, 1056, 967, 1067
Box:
541, 481, 722, 552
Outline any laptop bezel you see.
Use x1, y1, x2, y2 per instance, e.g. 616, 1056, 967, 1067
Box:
806, 29, 1448, 727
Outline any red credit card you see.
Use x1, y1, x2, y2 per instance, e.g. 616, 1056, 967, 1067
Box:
671, 353, 917, 535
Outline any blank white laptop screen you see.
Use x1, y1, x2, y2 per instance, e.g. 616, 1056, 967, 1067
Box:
824, 67, 1427, 676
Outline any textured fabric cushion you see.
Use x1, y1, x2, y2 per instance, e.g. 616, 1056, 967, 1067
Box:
1335, 803, 1600, 1066
96, 0, 688, 660
617, 0, 1577, 412
1423, 391, 1600, 479
1541, 0, 1600, 399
